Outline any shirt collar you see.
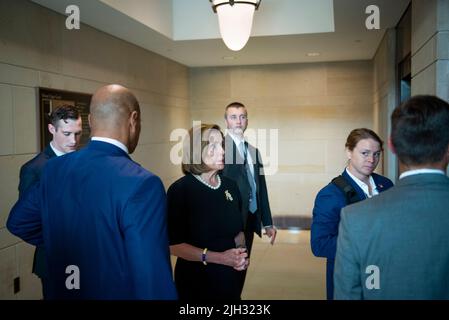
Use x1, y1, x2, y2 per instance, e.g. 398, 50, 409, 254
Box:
345, 167, 378, 197
91, 137, 129, 154
228, 131, 245, 146
399, 168, 445, 179
49, 141, 66, 157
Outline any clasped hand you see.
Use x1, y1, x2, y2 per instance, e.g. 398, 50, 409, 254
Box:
223, 248, 249, 271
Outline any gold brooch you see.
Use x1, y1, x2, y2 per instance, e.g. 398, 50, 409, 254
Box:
225, 190, 233, 201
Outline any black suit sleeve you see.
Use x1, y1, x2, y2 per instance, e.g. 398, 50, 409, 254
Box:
7, 183, 43, 246
256, 149, 273, 227
18, 164, 38, 199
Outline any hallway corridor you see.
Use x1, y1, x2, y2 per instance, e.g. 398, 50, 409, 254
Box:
242, 230, 326, 300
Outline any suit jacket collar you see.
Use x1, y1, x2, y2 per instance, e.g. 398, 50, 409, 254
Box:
86, 140, 131, 159
342, 170, 366, 200
341, 170, 388, 200
225, 134, 260, 165
43, 145, 57, 159
397, 172, 449, 187
371, 173, 390, 192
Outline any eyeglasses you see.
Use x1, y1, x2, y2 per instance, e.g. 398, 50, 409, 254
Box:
228, 115, 247, 121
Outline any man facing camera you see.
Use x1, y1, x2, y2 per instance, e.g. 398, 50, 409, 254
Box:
334, 95, 449, 299
222, 102, 277, 255
8, 84, 177, 299
18, 104, 82, 299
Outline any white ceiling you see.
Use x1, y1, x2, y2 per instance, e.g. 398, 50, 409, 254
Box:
31, 0, 410, 67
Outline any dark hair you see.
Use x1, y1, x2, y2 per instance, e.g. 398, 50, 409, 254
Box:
182, 124, 223, 175
224, 101, 246, 118
391, 95, 449, 165
345, 128, 383, 151
48, 105, 80, 128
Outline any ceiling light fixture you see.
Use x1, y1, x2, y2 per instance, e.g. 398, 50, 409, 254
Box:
210, 0, 261, 51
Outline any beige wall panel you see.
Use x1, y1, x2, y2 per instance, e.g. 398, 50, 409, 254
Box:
190, 68, 232, 100
412, 0, 438, 54
437, 32, 449, 59
167, 62, 190, 99
132, 144, 181, 183
0, 0, 62, 73
0, 64, 40, 88
437, 0, 449, 31
230, 63, 328, 98
0, 228, 21, 251
412, 62, 437, 95
412, 35, 437, 76
0, 246, 17, 299
13, 86, 38, 154
0, 154, 33, 228
16, 242, 42, 299
436, 60, 449, 100
139, 105, 190, 145
61, 27, 127, 87
0, 84, 14, 155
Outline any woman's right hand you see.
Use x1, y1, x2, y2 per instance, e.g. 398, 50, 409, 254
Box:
221, 248, 248, 271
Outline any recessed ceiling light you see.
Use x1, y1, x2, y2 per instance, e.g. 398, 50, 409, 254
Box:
306, 52, 321, 57
222, 56, 236, 60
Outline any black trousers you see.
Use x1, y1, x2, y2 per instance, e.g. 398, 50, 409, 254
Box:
240, 211, 258, 294
244, 212, 257, 255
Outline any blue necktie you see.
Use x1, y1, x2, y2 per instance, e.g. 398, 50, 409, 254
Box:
242, 141, 257, 213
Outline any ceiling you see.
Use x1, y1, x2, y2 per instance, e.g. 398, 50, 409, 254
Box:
31, 0, 410, 67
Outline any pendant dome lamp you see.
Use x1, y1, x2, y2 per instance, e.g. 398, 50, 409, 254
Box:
210, 0, 261, 51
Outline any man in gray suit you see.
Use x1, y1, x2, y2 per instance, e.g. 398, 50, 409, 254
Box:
334, 95, 449, 299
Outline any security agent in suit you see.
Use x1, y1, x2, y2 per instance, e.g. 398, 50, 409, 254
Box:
311, 128, 393, 300
334, 95, 449, 299
8, 84, 177, 299
222, 102, 277, 255
18, 105, 82, 299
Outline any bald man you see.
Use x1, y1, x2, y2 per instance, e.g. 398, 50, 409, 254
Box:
7, 84, 177, 300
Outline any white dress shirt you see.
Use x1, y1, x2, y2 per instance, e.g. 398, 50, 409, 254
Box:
49, 141, 66, 157
399, 168, 445, 179
345, 168, 379, 198
91, 137, 129, 154
228, 132, 255, 177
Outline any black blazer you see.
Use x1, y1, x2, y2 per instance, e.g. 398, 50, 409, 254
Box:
222, 136, 273, 236
18, 145, 56, 199
18, 145, 56, 278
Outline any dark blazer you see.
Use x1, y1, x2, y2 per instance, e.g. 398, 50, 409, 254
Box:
335, 173, 449, 299
222, 136, 273, 237
19, 145, 56, 198
311, 169, 393, 299
18, 145, 56, 279
8, 141, 177, 299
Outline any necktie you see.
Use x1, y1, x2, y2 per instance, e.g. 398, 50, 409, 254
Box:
242, 141, 257, 213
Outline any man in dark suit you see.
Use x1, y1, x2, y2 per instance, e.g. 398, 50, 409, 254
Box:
334, 95, 449, 299
222, 102, 277, 256
8, 84, 177, 299
18, 104, 82, 299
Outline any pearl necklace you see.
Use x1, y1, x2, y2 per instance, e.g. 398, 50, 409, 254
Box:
193, 174, 221, 190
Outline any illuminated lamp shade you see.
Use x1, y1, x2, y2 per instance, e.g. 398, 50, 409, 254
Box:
210, 0, 261, 51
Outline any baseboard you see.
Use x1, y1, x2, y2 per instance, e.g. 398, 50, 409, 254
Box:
272, 216, 312, 230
